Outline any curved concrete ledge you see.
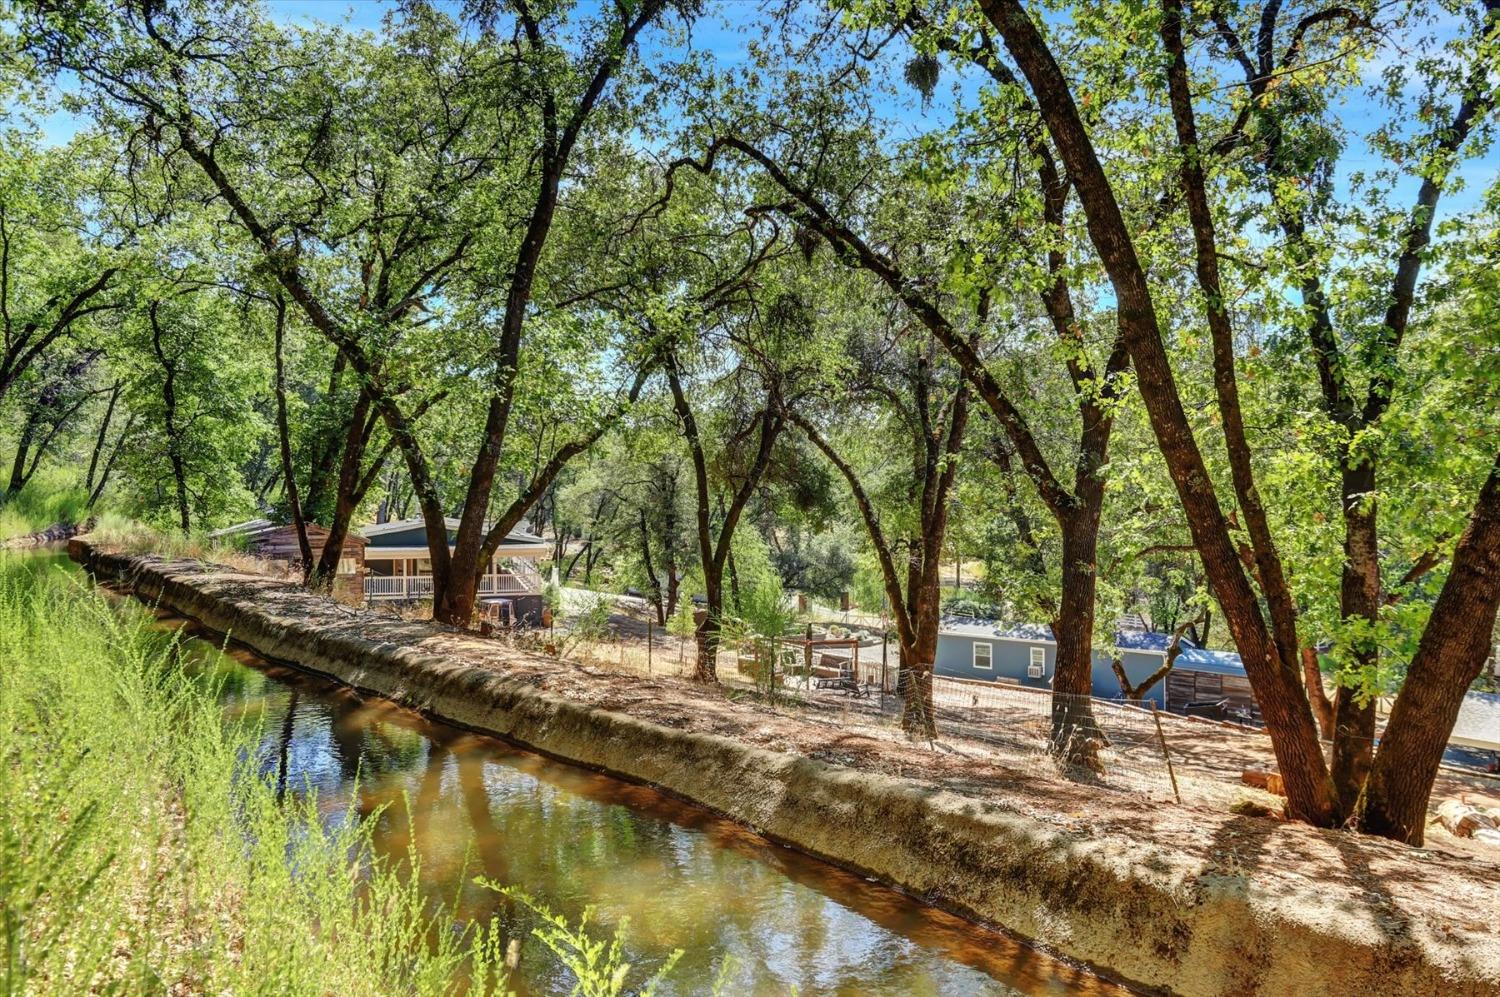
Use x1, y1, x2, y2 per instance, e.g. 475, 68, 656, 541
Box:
70, 539, 1500, 996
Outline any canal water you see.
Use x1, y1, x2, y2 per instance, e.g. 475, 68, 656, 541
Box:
59, 553, 1117, 995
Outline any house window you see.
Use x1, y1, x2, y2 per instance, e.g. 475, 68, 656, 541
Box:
337, 557, 357, 576
1028, 646, 1046, 678
416, 558, 432, 574
973, 642, 993, 670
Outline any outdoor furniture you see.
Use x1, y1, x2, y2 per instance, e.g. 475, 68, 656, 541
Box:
1182, 698, 1229, 721
1223, 703, 1259, 726
479, 598, 515, 628
813, 653, 865, 697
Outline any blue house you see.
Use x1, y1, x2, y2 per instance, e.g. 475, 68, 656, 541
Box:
933, 620, 1059, 693
933, 618, 1253, 713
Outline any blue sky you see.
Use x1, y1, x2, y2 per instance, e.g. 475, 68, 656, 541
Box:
264, 0, 389, 29
22, 1, 1498, 225
248, 1, 1500, 223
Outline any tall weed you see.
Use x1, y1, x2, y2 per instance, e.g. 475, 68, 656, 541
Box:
0, 555, 505, 994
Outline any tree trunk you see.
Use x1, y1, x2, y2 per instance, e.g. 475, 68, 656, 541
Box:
309, 392, 372, 591
639, 509, 665, 626
166, 423, 190, 535
85, 382, 120, 494
981, 0, 1340, 826
148, 303, 191, 534
1050, 520, 1104, 771
1302, 647, 1336, 739
726, 544, 741, 614
273, 299, 314, 575
6, 409, 38, 495
1357, 458, 1500, 843
900, 623, 939, 740
664, 556, 679, 621
441, 392, 514, 626
1330, 460, 1381, 810
88, 413, 134, 509
694, 575, 722, 682
667, 359, 783, 680
662, 495, 680, 620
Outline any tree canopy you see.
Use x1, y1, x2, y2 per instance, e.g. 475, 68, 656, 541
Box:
3, 0, 1498, 845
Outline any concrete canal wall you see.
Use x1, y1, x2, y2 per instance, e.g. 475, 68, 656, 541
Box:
72, 539, 1500, 997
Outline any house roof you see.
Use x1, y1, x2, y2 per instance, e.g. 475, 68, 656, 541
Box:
209, 518, 274, 538
208, 519, 367, 549
938, 617, 1055, 643
1450, 691, 1500, 751
1115, 629, 1195, 653
1174, 646, 1247, 676
359, 517, 548, 548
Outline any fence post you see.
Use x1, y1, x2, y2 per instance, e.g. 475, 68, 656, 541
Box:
770, 635, 779, 708
881, 631, 889, 704
923, 668, 936, 750
1151, 701, 1183, 805
805, 623, 813, 692
647, 617, 653, 676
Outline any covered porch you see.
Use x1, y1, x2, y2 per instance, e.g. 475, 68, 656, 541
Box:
363, 554, 544, 601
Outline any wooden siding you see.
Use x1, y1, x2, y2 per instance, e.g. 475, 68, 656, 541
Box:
1166, 669, 1257, 716
244, 524, 365, 576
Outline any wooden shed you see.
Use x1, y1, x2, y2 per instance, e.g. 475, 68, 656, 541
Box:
212, 519, 367, 583
1164, 646, 1258, 721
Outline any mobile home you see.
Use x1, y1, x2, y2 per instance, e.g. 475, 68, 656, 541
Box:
933, 618, 1253, 715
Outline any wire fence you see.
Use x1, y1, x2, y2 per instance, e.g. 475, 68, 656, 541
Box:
506, 620, 1200, 806
433, 606, 1497, 814
777, 651, 1185, 803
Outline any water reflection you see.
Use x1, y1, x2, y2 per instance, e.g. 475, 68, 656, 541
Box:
157, 612, 1116, 995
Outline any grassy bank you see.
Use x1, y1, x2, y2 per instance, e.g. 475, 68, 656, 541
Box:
0, 474, 93, 542
0, 552, 507, 992
0, 554, 696, 995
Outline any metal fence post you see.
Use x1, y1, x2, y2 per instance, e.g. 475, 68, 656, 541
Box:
770, 635, 779, 708
805, 623, 813, 692
1150, 701, 1183, 805
880, 631, 888, 711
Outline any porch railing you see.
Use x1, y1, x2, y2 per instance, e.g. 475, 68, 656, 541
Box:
365, 575, 434, 598
364, 560, 544, 600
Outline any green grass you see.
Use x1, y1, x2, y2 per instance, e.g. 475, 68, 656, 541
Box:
0, 553, 512, 994
0, 470, 92, 541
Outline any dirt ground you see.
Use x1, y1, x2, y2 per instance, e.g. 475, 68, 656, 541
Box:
550, 599, 1500, 857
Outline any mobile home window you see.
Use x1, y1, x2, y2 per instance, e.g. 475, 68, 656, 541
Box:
973, 642, 993, 670
1028, 646, 1046, 678
337, 557, 357, 576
